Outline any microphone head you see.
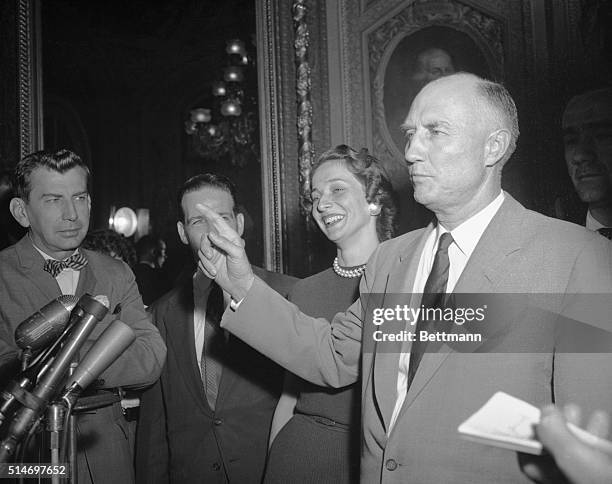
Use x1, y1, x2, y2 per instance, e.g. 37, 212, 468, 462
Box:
74, 294, 110, 322
64, 320, 135, 396
14, 295, 79, 350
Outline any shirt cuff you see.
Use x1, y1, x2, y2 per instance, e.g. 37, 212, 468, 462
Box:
229, 297, 245, 311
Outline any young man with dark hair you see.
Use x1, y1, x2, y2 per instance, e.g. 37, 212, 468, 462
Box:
136, 173, 296, 484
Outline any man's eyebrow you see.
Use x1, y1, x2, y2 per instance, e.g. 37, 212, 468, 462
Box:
400, 123, 414, 133
41, 192, 64, 198
424, 120, 450, 129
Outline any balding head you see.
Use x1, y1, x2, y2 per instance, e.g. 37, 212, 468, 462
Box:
420, 73, 519, 164
563, 88, 612, 129
403, 73, 519, 226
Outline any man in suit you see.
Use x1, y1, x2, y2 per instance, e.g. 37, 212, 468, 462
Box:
135, 173, 296, 484
196, 73, 612, 483
562, 87, 612, 237
133, 235, 170, 306
0, 149, 166, 483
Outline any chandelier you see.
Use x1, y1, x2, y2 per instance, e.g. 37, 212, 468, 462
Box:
185, 39, 259, 167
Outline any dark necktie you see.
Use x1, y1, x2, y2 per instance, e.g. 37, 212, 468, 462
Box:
43, 252, 88, 277
407, 232, 454, 389
201, 282, 225, 410
597, 228, 612, 240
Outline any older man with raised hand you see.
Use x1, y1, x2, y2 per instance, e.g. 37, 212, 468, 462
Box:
0, 149, 166, 483
196, 73, 612, 483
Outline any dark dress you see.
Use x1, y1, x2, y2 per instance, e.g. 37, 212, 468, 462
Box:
264, 268, 361, 484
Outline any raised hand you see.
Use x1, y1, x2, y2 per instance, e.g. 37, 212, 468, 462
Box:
195, 203, 254, 301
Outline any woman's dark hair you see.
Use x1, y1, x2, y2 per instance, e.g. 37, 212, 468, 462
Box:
310, 145, 399, 241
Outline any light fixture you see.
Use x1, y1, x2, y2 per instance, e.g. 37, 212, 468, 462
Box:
109, 206, 138, 237
184, 38, 258, 167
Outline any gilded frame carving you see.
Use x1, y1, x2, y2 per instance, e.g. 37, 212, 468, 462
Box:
367, 0, 504, 168
17, 0, 44, 158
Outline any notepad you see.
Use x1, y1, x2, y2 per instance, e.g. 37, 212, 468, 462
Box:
458, 391, 612, 455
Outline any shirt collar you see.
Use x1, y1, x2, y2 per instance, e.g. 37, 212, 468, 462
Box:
585, 209, 609, 232
438, 191, 505, 258
30, 235, 80, 262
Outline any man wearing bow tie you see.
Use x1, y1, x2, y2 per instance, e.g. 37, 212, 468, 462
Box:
562, 87, 612, 239
0, 149, 166, 483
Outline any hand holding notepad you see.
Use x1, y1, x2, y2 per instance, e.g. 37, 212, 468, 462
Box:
458, 392, 612, 455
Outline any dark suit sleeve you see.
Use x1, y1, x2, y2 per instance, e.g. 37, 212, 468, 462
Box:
136, 379, 169, 484
220, 252, 382, 388
97, 262, 167, 389
135, 304, 170, 484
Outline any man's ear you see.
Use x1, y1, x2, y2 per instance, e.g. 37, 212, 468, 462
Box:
177, 221, 188, 245
484, 128, 511, 167
236, 213, 245, 237
9, 198, 30, 228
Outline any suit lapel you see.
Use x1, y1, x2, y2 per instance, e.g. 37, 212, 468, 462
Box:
372, 227, 432, 432
400, 194, 526, 412
15, 236, 61, 301
167, 278, 210, 413
75, 251, 98, 298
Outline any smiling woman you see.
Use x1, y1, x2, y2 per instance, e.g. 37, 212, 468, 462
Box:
265, 145, 398, 483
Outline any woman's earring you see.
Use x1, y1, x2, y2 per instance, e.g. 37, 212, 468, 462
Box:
368, 203, 381, 215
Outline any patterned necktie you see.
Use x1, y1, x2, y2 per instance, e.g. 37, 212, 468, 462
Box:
407, 232, 454, 389
43, 252, 88, 277
597, 228, 612, 240
201, 282, 225, 410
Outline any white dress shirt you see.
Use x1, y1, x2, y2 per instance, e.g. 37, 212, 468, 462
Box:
388, 191, 505, 432
33, 243, 81, 295
193, 272, 214, 374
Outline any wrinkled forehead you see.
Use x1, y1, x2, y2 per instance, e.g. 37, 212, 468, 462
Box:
563, 89, 612, 128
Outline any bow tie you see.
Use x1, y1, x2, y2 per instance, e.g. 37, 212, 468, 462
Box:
597, 228, 612, 240
43, 253, 88, 277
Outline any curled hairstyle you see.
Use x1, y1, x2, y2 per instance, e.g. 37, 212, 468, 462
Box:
177, 173, 239, 221
82, 229, 137, 268
13, 149, 91, 201
310, 145, 399, 241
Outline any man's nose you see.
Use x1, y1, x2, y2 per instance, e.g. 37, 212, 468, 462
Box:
569, 134, 595, 165
62, 200, 78, 221
404, 132, 425, 165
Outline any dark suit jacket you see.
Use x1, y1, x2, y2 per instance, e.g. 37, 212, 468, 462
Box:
222, 194, 612, 483
133, 263, 170, 306
0, 235, 167, 483
136, 266, 296, 484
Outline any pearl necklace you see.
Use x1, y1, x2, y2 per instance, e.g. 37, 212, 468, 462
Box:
333, 257, 367, 278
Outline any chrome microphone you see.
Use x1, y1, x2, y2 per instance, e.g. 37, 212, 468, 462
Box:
0, 294, 109, 463
62, 320, 136, 405
14, 295, 80, 351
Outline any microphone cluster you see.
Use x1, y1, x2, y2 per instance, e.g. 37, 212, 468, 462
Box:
0, 294, 136, 463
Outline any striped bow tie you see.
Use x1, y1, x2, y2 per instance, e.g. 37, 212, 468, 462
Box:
43, 253, 88, 277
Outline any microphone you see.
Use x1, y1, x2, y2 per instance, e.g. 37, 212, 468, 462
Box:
0, 294, 109, 463
14, 295, 80, 351
1, 296, 79, 427
62, 320, 136, 406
